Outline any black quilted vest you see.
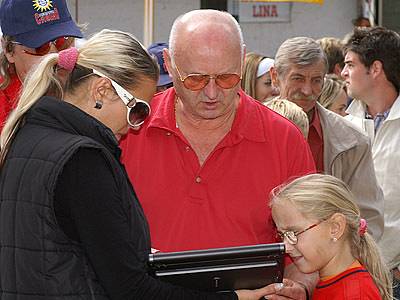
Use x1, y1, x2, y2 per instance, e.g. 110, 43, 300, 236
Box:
0, 97, 151, 300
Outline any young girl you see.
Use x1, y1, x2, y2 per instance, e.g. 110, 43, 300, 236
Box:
270, 174, 392, 300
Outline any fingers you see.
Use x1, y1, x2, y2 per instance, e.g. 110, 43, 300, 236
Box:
274, 280, 307, 299
282, 278, 294, 287
258, 282, 286, 299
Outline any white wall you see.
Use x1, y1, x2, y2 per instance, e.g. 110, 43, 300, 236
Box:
241, 1, 357, 56
67, 0, 356, 56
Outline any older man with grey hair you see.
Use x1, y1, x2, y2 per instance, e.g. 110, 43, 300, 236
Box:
271, 37, 384, 242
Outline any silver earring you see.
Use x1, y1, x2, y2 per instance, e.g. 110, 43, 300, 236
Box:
332, 237, 338, 242
94, 100, 103, 109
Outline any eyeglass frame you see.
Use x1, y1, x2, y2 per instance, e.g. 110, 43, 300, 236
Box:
173, 60, 242, 91
10, 36, 75, 56
277, 220, 325, 245
92, 69, 151, 128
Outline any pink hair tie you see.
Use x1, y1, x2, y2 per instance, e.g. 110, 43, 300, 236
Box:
58, 47, 79, 72
359, 218, 367, 236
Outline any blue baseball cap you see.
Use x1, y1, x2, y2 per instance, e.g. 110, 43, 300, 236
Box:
0, 0, 83, 48
148, 42, 172, 87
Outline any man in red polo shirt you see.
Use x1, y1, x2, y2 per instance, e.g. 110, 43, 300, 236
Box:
121, 10, 316, 299
270, 36, 384, 241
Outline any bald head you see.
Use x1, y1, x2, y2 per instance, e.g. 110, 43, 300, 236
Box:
169, 10, 244, 62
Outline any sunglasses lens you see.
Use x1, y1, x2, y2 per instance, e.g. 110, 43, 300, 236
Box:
216, 74, 241, 89
24, 37, 74, 56
34, 43, 51, 56
183, 74, 240, 91
55, 36, 74, 51
183, 75, 209, 91
128, 101, 150, 126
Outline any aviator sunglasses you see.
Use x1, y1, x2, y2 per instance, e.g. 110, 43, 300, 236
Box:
174, 62, 242, 91
92, 69, 151, 128
12, 36, 75, 56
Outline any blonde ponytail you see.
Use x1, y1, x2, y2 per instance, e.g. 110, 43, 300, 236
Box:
0, 53, 62, 166
355, 233, 393, 300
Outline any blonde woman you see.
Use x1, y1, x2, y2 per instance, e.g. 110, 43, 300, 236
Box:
241, 52, 278, 102
271, 174, 392, 300
318, 75, 348, 116
0, 29, 271, 300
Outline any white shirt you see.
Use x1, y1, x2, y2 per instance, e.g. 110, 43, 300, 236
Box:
346, 95, 400, 269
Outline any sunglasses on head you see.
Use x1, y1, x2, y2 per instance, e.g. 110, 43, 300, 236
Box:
92, 69, 151, 128
174, 62, 242, 91
12, 36, 75, 56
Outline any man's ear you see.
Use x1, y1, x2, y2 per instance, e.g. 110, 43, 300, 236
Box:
369, 60, 383, 79
270, 66, 280, 89
333, 63, 343, 78
163, 48, 173, 78
329, 213, 347, 240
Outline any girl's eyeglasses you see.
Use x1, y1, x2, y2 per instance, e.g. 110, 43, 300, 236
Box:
277, 220, 324, 245
11, 36, 75, 56
92, 69, 151, 128
174, 62, 241, 91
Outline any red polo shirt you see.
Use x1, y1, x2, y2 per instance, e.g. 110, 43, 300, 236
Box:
312, 266, 381, 299
120, 88, 315, 252
0, 75, 21, 132
307, 108, 324, 173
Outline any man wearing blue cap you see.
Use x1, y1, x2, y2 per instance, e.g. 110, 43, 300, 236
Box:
0, 0, 82, 131
147, 42, 173, 92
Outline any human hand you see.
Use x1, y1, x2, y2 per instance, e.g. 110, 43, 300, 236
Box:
235, 282, 285, 300
262, 278, 308, 300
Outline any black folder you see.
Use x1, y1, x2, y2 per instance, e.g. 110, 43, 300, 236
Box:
148, 243, 285, 292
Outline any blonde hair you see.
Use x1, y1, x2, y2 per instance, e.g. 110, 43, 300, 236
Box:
317, 37, 344, 74
241, 52, 265, 99
0, 35, 17, 89
264, 99, 309, 138
0, 29, 159, 166
271, 174, 393, 300
318, 74, 346, 109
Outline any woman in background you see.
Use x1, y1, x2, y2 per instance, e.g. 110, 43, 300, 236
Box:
318, 75, 348, 116
242, 52, 278, 102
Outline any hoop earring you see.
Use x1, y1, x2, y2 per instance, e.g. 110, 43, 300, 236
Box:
94, 100, 103, 109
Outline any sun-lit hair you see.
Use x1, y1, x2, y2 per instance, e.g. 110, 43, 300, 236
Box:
317, 37, 344, 74
0, 35, 17, 89
317, 74, 346, 110
0, 29, 159, 166
241, 52, 266, 99
270, 174, 393, 300
275, 37, 328, 79
264, 98, 309, 138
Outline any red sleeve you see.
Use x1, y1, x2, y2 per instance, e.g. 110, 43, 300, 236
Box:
0, 90, 11, 132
